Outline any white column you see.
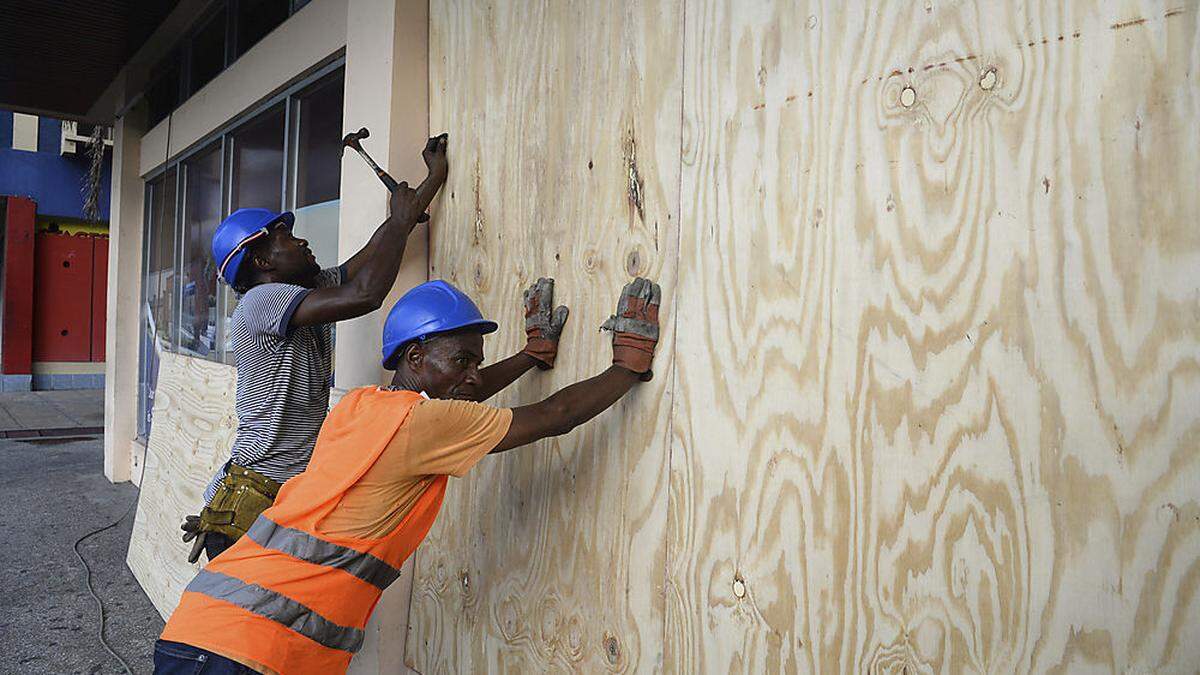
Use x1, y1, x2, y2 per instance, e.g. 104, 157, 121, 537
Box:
103, 105, 147, 483
338, 0, 428, 672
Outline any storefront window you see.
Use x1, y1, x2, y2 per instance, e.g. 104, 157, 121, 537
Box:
292, 71, 344, 269
138, 168, 178, 439
181, 144, 222, 358
190, 7, 228, 95
223, 104, 286, 360
138, 64, 343, 389
230, 104, 285, 211
236, 0, 291, 57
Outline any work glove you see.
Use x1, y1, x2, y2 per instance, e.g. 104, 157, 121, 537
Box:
181, 514, 206, 564
522, 278, 570, 369
600, 277, 660, 380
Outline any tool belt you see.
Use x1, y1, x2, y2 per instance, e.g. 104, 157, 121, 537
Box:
198, 463, 282, 541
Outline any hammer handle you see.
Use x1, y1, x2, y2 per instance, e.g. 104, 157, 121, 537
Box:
351, 144, 431, 223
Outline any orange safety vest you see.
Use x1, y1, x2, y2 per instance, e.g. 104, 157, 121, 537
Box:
161, 388, 442, 674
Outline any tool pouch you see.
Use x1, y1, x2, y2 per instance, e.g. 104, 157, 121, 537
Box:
198, 463, 282, 541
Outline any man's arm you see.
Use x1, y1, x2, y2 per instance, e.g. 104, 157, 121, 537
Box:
491, 277, 661, 453
492, 365, 641, 452
289, 183, 426, 327
291, 137, 449, 327
476, 352, 541, 402
343, 134, 448, 281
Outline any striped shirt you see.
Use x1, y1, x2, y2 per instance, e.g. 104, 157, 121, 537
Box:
204, 266, 344, 502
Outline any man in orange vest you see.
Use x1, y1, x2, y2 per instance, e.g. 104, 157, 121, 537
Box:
153, 276, 661, 674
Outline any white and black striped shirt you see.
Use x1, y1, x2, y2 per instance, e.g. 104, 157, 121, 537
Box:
203, 266, 343, 502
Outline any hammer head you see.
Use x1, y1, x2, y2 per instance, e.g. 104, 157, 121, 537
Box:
341, 127, 370, 153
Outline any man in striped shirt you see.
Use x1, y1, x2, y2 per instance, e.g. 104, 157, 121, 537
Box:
182, 136, 449, 563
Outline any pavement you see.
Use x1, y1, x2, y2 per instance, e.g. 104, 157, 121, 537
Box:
0, 390, 163, 674
0, 389, 105, 439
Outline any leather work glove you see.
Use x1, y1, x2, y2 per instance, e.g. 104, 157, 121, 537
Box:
181, 514, 207, 564
600, 277, 661, 380
522, 278, 570, 369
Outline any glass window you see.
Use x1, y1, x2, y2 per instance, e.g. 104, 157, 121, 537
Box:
236, 0, 291, 57
223, 104, 286, 361
139, 65, 343, 376
181, 145, 222, 359
190, 7, 228, 95
138, 169, 178, 438
292, 71, 344, 269
230, 104, 285, 211
146, 55, 181, 128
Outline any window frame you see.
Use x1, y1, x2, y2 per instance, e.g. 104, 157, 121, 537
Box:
137, 60, 344, 436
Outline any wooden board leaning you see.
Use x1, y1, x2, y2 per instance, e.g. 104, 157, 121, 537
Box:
126, 351, 237, 620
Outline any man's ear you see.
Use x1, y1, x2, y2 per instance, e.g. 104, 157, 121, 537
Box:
404, 342, 423, 369
250, 251, 274, 273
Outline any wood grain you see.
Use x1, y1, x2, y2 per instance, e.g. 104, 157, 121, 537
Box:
126, 351, 237, 619
410, 0, 1200, 672
667, 1, 1200, 673
406, 0, 683, 671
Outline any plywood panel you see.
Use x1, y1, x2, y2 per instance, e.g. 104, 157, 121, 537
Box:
407, 0, 683, 671
127, 351, 237, 619
666, 1, 1200, 673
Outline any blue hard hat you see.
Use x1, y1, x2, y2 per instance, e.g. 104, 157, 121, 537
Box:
211, 208, 295, 286
381, 280, 498, 369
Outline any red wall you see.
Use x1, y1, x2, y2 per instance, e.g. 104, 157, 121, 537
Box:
32, 232, 108, 362
2, 197, 35, 374
91, 237, 108, 362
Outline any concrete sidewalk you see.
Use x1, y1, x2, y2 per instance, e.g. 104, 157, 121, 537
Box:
0, 389, 104, 438
0, 435, 162, 673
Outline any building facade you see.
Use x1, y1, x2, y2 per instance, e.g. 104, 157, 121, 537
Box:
0, 111, 114, 390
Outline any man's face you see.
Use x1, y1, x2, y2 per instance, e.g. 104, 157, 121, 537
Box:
257, 222, 320, 286
415, 331, 485, 400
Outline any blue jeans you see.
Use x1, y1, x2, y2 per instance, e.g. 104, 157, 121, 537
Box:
153, 640, 255, 674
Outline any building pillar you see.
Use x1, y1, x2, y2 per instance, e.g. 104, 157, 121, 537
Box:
103, 105, 147, 483
338, 0, 429, 672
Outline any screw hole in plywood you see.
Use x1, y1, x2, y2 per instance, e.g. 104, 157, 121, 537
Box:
900, 86, 916, 107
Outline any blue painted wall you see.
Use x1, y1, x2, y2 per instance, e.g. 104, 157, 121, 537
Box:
0, 109, 113, 220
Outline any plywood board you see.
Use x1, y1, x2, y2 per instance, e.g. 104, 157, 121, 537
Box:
409, 0, 1200, 673
406, 0, 683, 671
126, 351, 237, 619
665, 0, 1200, 672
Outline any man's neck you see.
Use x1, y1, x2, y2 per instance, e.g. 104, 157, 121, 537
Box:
386, 372, 422, 392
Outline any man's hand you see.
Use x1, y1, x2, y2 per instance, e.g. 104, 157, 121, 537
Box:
181, 514, 206, 564
600, 277, 661, 380
388, 181, 424, 228
422, 133, 449, 177
522, 278, 570, 369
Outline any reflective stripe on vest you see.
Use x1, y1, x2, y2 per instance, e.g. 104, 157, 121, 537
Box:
186, 570, 365, 653
246, 516, 402, 589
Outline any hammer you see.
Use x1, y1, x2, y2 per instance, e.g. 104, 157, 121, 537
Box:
342, 127, 430, 223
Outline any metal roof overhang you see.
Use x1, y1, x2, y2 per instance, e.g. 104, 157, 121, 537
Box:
0, 0, 182, 122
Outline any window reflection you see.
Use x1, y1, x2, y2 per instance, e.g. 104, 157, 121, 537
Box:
181, 145, 222, 357
138, 65, 344, 429
293, 72, 344, 269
